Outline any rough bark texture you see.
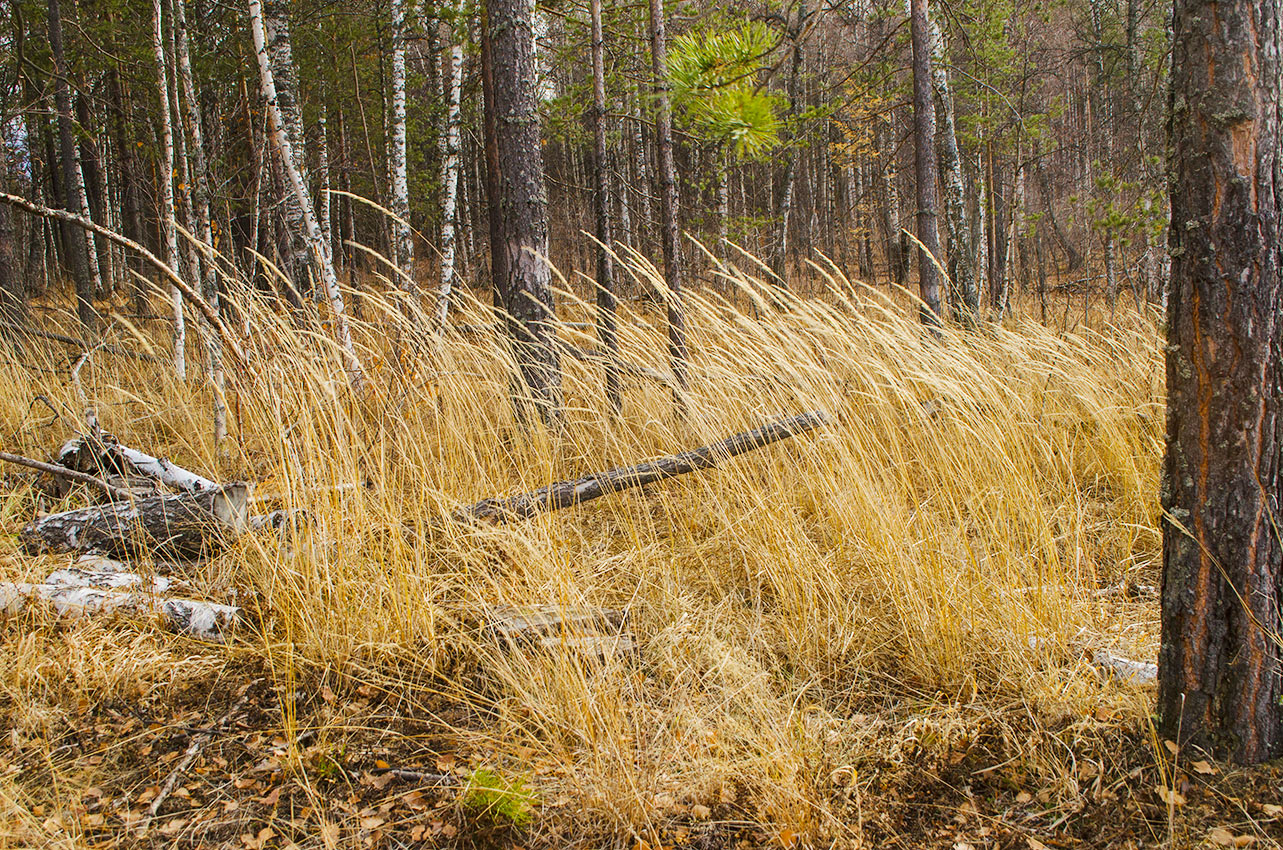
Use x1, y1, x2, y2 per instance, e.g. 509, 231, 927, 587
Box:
647, 0, 688, 390
389, 0, 413, 288
20, 484, 250, 559
153, 0, 188, 379
484, 0, 562, 424
929, 19, 977, 322
908, 0, 943, 323
460, 411, 829, 523
589, 0, 620, 413
0, 582, 239, 641
262, 0, 312, 296
46, 0, 97, 330
1160, 0, 1282, 763
436, 13, 464, 326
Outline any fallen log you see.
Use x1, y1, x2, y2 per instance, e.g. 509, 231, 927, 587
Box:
0, 450, 132, 501
0, 582, 239, 640
43, 567, 180, 594
20, 483, 250, 558
59, 435, 219, 495
459, 410, 830, 523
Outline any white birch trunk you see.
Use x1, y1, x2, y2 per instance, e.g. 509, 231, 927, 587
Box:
173, 0, 226, 442
390, 0, 413, 290
248, 0, 364, 386
929, 17, 977, 320
436, 14, 464, 327
318, 110, 332, 257
153, 0, 187, 380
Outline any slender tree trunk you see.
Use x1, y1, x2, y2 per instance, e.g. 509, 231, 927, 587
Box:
317, 108, 332, 258
436, 8, 464, 327
482, 0, 562, 426
589, 0, 620, 412
928, 17, 976, 322
263, 0, 312, 297
153, 0, 187, 378
249, 0, 364, 386
647, 0, 688, 389
173, 0, 225, 441
389, 0, 413, 291
46, 0, 96, 330
771, 0, 807, 283
909, 0, 943, 323
1159, 0, 1282, 764
0, 155, 22, 330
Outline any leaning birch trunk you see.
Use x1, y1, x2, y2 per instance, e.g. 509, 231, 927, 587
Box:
929, 17, 977, 322
436, 12, 464, 328
20, 483, 250, 558
0, 582, 239, 641
389, 0, 413, 290
153, 0, 187, 379
248, 0, 364, 387
460, 411, 829, 523
173, 0, 225, 440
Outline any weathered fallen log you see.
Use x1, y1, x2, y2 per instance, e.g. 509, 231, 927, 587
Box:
20, 483, 250, 558
459, 411, 830, 523
43, 566, 180, 594
0, 582, 239, 640
59, 435, 219, 495
0, 450, 132, 501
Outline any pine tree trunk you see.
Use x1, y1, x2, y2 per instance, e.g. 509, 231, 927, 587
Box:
248, 0, 364, 386
646, 0, 688, 390
1159, 0, 1282, 764
46, 0, 97, 330
589, 0, 620, 412
482, 0, 562, 426
909, 0, 943, 323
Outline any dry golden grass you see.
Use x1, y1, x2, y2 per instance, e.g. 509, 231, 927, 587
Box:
0, 254, 1171, 848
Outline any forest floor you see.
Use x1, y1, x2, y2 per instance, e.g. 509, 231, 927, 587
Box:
1, 271, 1280, 849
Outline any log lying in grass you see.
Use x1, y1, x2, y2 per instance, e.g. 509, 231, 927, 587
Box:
20, 483, 250, 558
459, 410, 831, 523
1091, 650, 1158, 686
0, 582, 239, 641
485, 604, 635, 658
59, 435, 219, 495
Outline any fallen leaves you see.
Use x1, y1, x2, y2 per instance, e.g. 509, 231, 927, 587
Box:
1207, 827, 1255, 847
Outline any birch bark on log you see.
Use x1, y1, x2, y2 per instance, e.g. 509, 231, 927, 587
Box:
20, 483, 249, 558
0, 583, 238, 641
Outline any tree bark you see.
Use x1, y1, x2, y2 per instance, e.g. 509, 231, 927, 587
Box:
153, 0, 188, 379
389, 0, 413, 290
262, 0, 312, 297
1160, 0, 1282, 764
646, 0, 688, 389
436, 8, 465, 327
589, 0, 621, 413
248, 0, 364, 387
909, 0, 943, 323
771, 1, 807, 283
482, 0, 562, 426
46, 0, 97, 330
929, 18, 977, 322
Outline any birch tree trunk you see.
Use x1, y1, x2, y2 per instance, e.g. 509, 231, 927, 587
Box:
909, 0, 943, 322
173, 0, 226, 441
771, 1, 806, 283
153, 0, 187, 379
436, 8, 464, 327
929, 18, 977, 323
646, 0, 688, 390
589, 0, 620, 412
248, 0, 364, 386
389, 0, 414, 291
318, 108, 332, 258
262, 0, 312, 298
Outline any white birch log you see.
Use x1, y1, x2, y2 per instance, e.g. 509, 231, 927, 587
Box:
59, 435, 219, 495
20, 483, 249, 558
44, 567, 179, 594
0, 582, 238, 641
1091, 650, 1158, 686
247, 0, 364, 386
